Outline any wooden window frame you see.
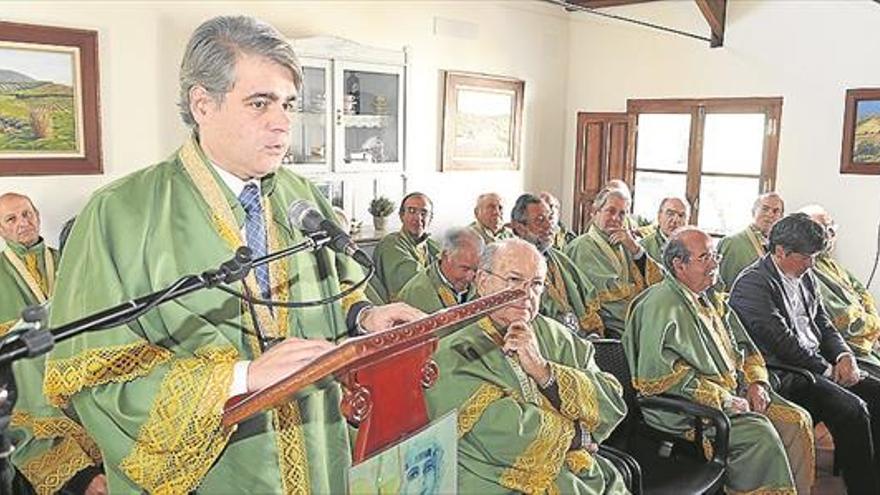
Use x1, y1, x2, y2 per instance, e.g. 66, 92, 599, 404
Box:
626, 97, 782, 233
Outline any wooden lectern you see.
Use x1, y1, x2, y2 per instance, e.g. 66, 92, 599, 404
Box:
222, 288, 526, 462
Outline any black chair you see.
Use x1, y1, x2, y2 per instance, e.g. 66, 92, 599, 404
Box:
592, 339, 729, 495
598, 444, 644, 495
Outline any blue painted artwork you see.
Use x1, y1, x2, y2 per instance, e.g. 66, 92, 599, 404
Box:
854, 99, 880, 163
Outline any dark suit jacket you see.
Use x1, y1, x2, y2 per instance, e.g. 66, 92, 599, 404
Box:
728, 254, 851, 375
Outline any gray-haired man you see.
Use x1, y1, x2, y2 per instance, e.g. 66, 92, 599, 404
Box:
45, 16, 423, 493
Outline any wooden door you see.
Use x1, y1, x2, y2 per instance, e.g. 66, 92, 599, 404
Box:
572, 112, 632, 232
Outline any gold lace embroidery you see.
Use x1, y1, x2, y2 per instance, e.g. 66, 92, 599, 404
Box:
44, 341, 173, 407
499, 402, 574, 495
0, 319, 15, 337
765, 402, 816, 489
3, 245, 54, 303
692, 379, 727, 410
564, 449, 594, 474
633, 360, 690, 395
339, 281, 368, 315
726, 487, 796, 495
457, 383, 505, 438
743, 353, 769, 384
551, 363, 599, 430
19, 436, 95, 495
119, 346, 237, 494
11, 411, 101, 463
273, 402, 311, 495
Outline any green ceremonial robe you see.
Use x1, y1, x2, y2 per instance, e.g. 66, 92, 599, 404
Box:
469, 221, 514, 246
814, 253, 880, 371
371, 230, 440, 302
623, 277, 814, 495
426, 315, 629, 494
565, 226, 659, 339
551, 223, 576, 251
717, 225, 766, 290
44, 136, 370, 494
2, 241, 102, 495
397, 261, 466, 313
637, 224, 666, 264
542, 248, 605, 337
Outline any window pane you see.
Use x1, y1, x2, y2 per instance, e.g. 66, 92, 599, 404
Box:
698, 176, 760, 235
702, 113, 765, 174
633, 171, 687, 222
635, 114, 691, 172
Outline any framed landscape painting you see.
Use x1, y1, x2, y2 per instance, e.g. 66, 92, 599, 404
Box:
840, 88, 880, 175
440, 71, 524, 172
0, 21, 101, 176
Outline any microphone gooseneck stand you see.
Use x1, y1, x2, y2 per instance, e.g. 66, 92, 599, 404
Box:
0, 231, 362, 494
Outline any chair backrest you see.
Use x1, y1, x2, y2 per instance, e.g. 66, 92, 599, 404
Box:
592, 338, 640, 447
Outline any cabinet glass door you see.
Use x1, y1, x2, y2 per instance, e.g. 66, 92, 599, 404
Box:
334, 61, 404, 172
284, 58, 331, 174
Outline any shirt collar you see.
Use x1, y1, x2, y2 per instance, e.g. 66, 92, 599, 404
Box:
436, 262, 467, 297
211, 161, 260, 198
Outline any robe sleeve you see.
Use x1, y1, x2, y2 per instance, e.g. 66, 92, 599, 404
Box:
375, 237, 424, 301
43, 195, 237, 494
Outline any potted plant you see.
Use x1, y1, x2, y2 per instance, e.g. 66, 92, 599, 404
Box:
369, 196, 394, 231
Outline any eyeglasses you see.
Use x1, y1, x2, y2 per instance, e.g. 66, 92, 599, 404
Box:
481, 268, 546, 294
403, 206, 431, 217
694, 251, 722, 263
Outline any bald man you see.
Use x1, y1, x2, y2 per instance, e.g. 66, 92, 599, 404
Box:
0, 193, 106, 495
469, 192, 513, 245
717, 192, 784, 290
802, 204, 880, 377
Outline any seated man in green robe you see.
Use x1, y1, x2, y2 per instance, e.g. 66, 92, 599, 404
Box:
717, 192, 784, 290
469, 192, 514, 245
0, 192, 106, 495
425, 239, 629, 494
638, 196, 690, 264
624, 226, 813, 495
802, 204, 880, 376
539, 191, 576, 250
566, 189, 660, 338
512, 194, 604, 337
398, 227, 484, 313
371, 192, 440, 301
43, 16, 424, 494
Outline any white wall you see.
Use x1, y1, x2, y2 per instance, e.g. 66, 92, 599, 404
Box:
562, 0, 880, 298
0, 1, 570, 242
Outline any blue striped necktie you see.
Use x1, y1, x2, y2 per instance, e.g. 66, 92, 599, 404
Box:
238, 183, 271, 299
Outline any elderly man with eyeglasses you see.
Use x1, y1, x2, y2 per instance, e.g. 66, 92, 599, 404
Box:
800, 204, 880, 379
511, 194, 604, 338
371, 192, 441, 302
425, 238, 629, 494
624, 226, 813, 494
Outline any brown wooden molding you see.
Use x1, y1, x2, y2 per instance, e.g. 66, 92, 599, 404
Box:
695, 0, 727, 48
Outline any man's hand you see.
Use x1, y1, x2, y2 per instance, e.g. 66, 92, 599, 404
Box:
725, 395, 751, 414
502, 321, 550, 384
832, 353, 861, 387
247, 338, 335, 392
358, 303, 426, 333
746, 382, 770, 414
607, 228, 641, 256
85, 474, 108, 495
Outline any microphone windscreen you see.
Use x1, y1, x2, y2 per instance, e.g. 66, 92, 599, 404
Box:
287, 200, 324, 232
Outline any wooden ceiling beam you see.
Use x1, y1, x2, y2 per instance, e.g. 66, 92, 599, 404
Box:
567, 0, 658, 9
694, 0, 727, 47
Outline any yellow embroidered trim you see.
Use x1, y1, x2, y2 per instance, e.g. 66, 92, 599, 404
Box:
765, 402, 815, 489
632, 360, 690, 395
546, 257, 574, 314
11, 411, 101, 463
44, 341, 173, 407
339, 281, 368, 315
119, 346, 237, 494
437, 283, 458, 308
645, 259, 664, 286
726, 487, 796, 495
579, 305, 605, 335
499, 405, 574, 495
0, 319, 15, 337
692, 378, 727, 410
457, 383, 505, 438
564, 449, 594, 474
745, 226, 767, 258
552, 363, 599, 430
273, 402, 311, 495
743, 353, 769, 384
3, 246, 53, 303
19, 436, 96, 495
683, 429, 715, 461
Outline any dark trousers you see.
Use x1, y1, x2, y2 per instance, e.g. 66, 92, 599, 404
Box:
777, 371, 880, 495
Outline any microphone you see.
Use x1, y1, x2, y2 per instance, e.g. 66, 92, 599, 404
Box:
288, 200, 373, 268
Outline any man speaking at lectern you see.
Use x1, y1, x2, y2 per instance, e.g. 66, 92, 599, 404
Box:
45, 16, 422, 494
